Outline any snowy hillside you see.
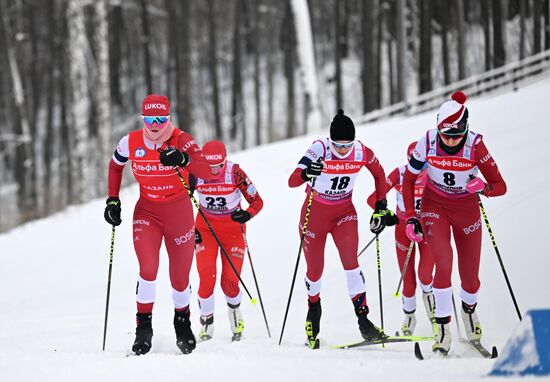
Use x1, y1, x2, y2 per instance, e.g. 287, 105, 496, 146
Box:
1, 80, 549, 382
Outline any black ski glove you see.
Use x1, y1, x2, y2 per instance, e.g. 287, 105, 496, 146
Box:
104, 197, 122, 226
231, 210, 252, 224
301, 160, 324, 181
159, 146, 190, 167
195, 230, 202, 245
369, 198, 398, 234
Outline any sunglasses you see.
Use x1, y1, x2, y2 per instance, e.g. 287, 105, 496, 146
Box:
439, 131, 467, 140
142, 116, 169, 125
331, 140, 354, 148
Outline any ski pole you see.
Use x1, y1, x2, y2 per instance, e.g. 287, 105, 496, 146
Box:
278, 164, 320, 346
477, 196, 522, 320
241, 226, 272, 338
375, 235, 384, 332
393, 241, 415, 297
357, 235, 376, 258
175, 168, 257, 306
102, 226, 116, 351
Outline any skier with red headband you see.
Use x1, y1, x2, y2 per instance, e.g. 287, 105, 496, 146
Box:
288, 110, 398, 349
403, 91, 507, 354
104, 94, 214, 355
367, 142, 435, 336
189, 140, 263, 342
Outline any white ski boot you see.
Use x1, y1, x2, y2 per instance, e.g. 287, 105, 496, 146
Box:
461, 302, 482, 341
228, 304, 244, 342
432, 318, 452, 355
199, 314, 214, 341
422, 291, 436, 322
401, 311, 417, 336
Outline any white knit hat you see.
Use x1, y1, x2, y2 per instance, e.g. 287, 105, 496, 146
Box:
437, 91, 469, 133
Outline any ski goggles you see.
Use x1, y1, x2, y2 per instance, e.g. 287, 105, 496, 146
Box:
330, 139, 355, 149
142, 116, 170, 125
439, 126, 468, 140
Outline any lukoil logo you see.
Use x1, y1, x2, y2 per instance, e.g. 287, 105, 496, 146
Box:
144, 103, 167, 111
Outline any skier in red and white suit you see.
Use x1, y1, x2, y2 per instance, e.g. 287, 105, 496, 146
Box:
104, 94, 214, 355
288, 110, 398, 347
403, 91, 507, 354
367, 142, 435, 336
190, 140, 263, 342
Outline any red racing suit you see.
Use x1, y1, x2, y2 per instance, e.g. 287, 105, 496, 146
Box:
403, 129, 506, 319
288, 138, 387, 308
191, 161, 263, 315
368, 166, 434, 311
108, 127, 213, 313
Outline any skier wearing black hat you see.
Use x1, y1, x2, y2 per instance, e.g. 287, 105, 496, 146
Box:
288, 110, 398, 348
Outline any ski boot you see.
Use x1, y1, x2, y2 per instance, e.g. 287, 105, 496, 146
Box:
461, 302, 482, 341
228, 303, 245, 342
401, 310, 417, 336
305, 299, 321, 349
355, 305, 387, 341
132, 312, 153, 355
174, 309, 196, 354
199, 314, 214, 341
432, 316, 452, 355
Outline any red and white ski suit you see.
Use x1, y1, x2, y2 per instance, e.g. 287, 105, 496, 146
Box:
288, 138, 387, 308
367, 166, 434, 312
192, 161, 263, 316
108, 127, 213, 313
403, 129, 506, 319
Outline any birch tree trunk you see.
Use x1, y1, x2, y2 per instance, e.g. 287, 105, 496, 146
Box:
283, 0, 296, 138
140, 0, 152, 94
534, 0, 543, 54
290, 0, 322, 133
456, 0, 466, 80
94, 0, 111, 196
361, 0, 378, 113
1, 1, 34, 217
231, 0, 244, 145
67, 0, 91, 203
492, 0, 506, 68
419, 0, 432, 93
207, 0, 222, 139
334, 0, 343, 109
482, 0, 492, 70
252, 0, 262, 145
396, 0, 407, 103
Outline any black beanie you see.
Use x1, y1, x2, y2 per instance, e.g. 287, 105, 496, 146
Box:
330, 109, 355, 141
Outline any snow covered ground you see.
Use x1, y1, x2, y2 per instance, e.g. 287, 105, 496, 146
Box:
2, 80, 549, 381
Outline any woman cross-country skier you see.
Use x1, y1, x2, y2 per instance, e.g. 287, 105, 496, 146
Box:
403, 91, 507, 354
104, 94, 214, 355
367, 142, 435, 336
190, 140, 263, 342
288, 109, 398, 348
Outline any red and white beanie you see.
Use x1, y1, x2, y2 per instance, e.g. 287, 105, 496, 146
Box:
142, 94, 170, 116
436, 91, 469, 133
